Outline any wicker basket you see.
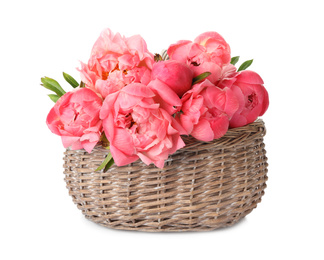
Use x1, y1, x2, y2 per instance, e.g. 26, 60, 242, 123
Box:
63, 120, 268, 232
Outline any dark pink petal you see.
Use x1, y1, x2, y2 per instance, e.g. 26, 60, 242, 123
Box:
148, 79, 182, 114
229, 113, 247, 128
236, 70, 264, 85
260, 86, 269, 116
223, 87, 240, 119
191, 119, 214, 141
209, 116, 229, 139
112, 128, 135, 156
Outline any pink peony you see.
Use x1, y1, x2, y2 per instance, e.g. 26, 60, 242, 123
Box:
176, 80, 239, 141
167, 31, 231, 85
147, 78, 183, 115
217, 70, 269, 128
46, 88, 103, 153
100, 83, 185, 168
151, 60, 193, 97
79, 28, 154, 98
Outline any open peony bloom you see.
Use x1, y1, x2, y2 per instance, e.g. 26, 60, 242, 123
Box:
100, 83, 185, 168
167, 31, 231, 85
46, 88, 103, 153
217, 69, 269, 128
176, 80, 239, 141
151, 60, 193, 97
79, 28, 154, 98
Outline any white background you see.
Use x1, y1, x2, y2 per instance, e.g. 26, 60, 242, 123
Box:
1, 0, 323, 259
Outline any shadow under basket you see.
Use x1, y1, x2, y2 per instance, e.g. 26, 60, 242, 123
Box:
63, 120, 268, 232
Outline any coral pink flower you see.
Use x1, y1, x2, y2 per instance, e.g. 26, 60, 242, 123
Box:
46, 88, 103, 153
217, 69, 269, 128
151, 60, 193, 97
176, 80, 239, 141
100, 83, 185, 168
167, 31, 231, 84
79, 28, 154, 98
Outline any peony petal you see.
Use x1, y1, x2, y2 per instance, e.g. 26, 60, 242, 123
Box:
148, 79, 182, 114
191, 61, 222, 85
223, 87, 240, 119
122, 83, 155, 97
179, 114, 194, 135
167, 40, 193, 63
229, 113, 248, 128
209, 116, 229, 139
110, 145, 139, 166
191, 119, 214, 141
112, 128, 135, 156
260, 86, 269, 116
236, 70, 264, 85
46, 107, 61, 135
81, 140, 98, 154
61, 136, 81, 148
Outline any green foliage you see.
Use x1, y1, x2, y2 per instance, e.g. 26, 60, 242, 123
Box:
192, 72, 211, 85
230, 56, 240, 65
63, 72, 79, 88
41, 77, 66, 97
95, 150, 114, 172
48, 94, 59, 103
238, 59, 253, 72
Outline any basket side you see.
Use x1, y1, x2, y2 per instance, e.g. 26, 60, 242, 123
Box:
63, 120, 268, 232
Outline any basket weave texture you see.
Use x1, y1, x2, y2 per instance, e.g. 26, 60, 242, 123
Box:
63, 120, 268, 232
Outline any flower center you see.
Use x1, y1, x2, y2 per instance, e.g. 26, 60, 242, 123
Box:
247, 93, 258, 109
101, 64, 128, 80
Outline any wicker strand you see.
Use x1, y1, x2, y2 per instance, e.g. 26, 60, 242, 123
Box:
63, 120, 268, 232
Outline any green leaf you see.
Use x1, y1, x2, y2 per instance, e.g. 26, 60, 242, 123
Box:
48, 94, 59, 103
103, 157, 114, 173
63, 72, 79, 88
192, 72, 211, 85
230, 56, 240, 65
95, 151, 113, 172
237, 59, 253, 72
80, 81, 85, 88
41, 77, 66, 97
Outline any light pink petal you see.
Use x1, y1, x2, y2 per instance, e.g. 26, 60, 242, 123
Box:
81, 141, 98, 154
126, 35, 149, 60
110, 145, 139, 166
100, 93, 118, 120
46, 107, 61, 135
61, 136, 82, 150
123, 83, 155, 97
167, 40, 193, 63
194, 31, 227, 46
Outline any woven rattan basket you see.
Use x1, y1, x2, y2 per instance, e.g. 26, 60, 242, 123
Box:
63, 119, 268, 232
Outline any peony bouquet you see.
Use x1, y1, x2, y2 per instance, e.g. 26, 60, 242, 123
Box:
42, 29, 269, 171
